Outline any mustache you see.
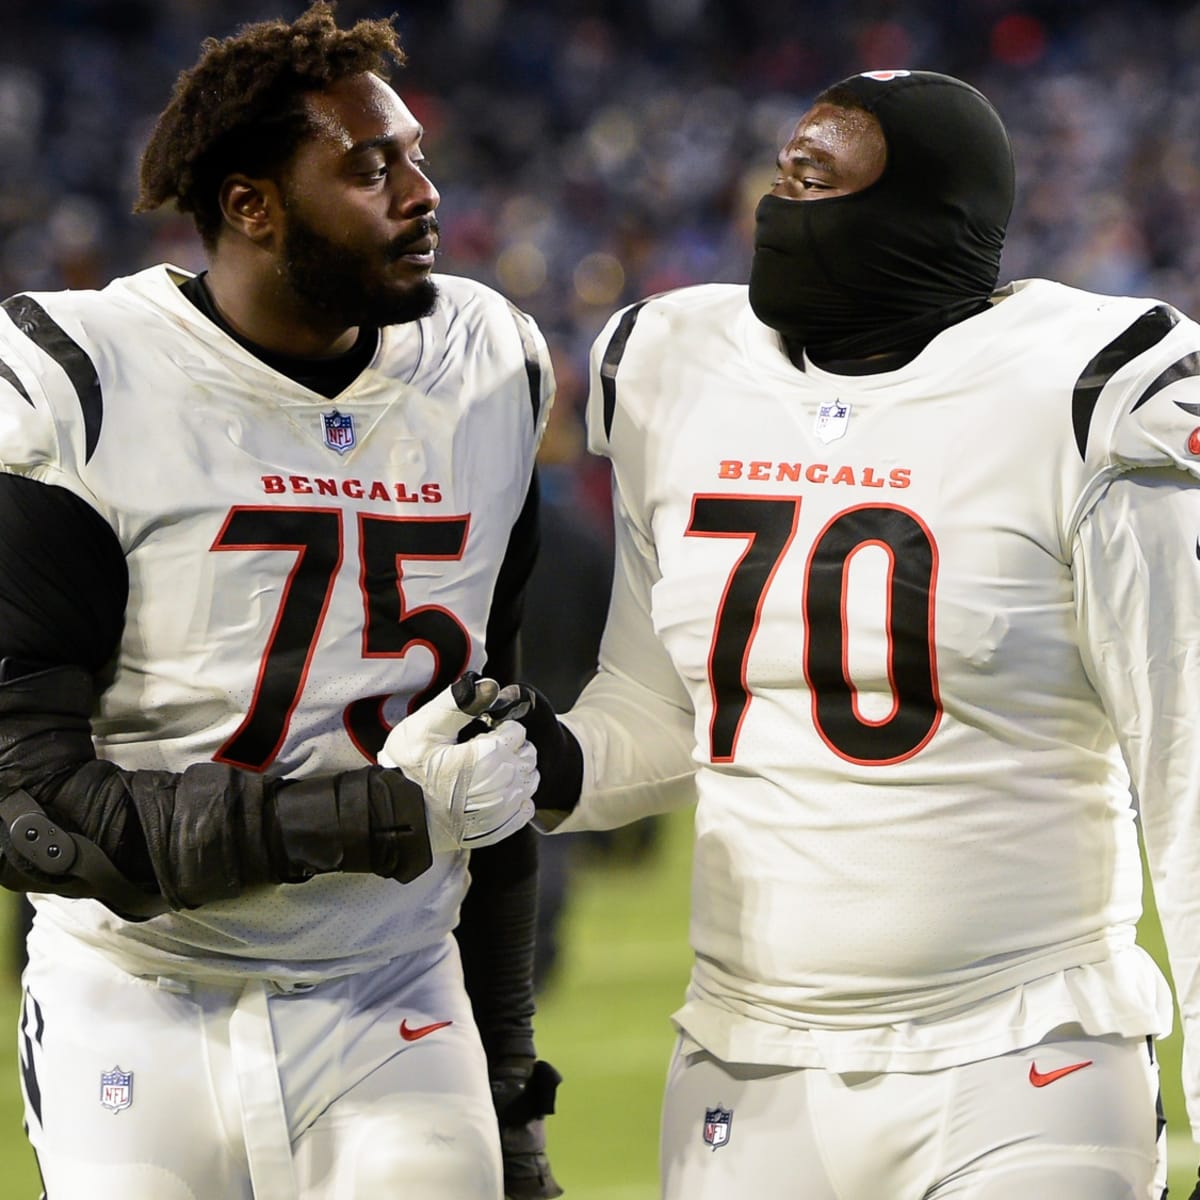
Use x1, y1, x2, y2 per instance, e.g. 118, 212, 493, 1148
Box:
388, 217, 440, 258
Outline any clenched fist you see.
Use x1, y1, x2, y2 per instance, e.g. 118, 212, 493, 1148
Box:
379, 674, 538, 853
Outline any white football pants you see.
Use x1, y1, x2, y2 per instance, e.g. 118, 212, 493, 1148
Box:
18, 927, 503, 1199
661, 1027, 1165, 1199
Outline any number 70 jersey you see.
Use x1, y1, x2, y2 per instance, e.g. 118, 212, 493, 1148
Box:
582, 278, 1200, 1069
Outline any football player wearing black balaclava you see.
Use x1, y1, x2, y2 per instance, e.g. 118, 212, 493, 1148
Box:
749, 69, 1015, 369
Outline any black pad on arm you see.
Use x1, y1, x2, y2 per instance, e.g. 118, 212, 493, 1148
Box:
0, 788, 167, 919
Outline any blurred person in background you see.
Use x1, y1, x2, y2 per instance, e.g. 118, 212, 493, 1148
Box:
0, 5, 562, 1198
518, 363, 613, 993
516, 68, 1200, 1199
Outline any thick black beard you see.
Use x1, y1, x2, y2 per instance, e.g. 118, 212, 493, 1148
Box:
280, 213, 439, 329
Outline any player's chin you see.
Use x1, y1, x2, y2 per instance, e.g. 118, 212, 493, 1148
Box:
371, 277, 439, 327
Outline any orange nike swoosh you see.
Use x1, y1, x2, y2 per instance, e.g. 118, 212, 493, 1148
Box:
399, 1018, 453, 1042
1028, 1059, 1093, 1087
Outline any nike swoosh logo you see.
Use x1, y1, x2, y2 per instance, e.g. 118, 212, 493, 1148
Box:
1028, 1059, 1093, 1087
399, 1018, 453, 1042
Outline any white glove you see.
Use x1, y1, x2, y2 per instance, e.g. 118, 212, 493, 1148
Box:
379, 676, 538, 853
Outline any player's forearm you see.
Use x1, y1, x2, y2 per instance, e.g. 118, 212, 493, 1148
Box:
550, 666, 696, 833
457, 824, 538, 1063
0, 662, 435, 916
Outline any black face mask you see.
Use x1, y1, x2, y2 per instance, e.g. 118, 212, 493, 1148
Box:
748, 71, 1015, 365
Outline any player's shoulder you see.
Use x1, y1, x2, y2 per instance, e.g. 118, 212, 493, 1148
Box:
1020, 279, 1200, 478
427, 272, 549, 367
3, 264, 181, 332
430, 273, 538, 335
0, 264, 190, 389
593, 283, 745, 360
421, 274, 552, 433
996, 277, 1183, 345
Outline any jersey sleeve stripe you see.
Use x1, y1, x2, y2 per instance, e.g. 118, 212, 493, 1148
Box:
1, 296, 103, 462
505, 301, 544, 424
600, 301, 648, 440
1129, 350, 1200, 416
0, 358, 31, 406
18, 991, 43, 1129
1071, 303, 1177, 459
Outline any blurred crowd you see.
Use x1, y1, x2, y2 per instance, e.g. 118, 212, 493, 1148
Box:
3, 0, 1200, 431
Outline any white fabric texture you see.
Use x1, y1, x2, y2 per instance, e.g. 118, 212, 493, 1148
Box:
564, 278, 1200, 1123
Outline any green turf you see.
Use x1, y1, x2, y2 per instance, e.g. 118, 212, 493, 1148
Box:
0, 813, 1192, 1198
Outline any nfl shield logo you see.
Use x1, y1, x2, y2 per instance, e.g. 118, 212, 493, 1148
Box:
814, 399, 851, 444
702, 1105, 732, 1151
322, 410, 356, 455
99, 1066, 133, 1114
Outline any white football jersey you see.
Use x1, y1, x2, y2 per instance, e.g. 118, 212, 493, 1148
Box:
0, 264, 552, 981
564, 279, 1200, 1120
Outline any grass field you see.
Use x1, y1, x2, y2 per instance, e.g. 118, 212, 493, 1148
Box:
0, 812, 1192, 1198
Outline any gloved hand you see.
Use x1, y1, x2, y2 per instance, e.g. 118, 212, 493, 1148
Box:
492, 1058, 564, 1199
1188, 1165, 1200, 1199
379, 673, 538, 852
508, 683, 584, 814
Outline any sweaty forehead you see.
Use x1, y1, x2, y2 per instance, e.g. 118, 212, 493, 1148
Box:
787, 102, 883, 158
301, 73, 418, 151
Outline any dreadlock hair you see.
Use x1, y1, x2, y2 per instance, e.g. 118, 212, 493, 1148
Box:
136, 2, 406, 248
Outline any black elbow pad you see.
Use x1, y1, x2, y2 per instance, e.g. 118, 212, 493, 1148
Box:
0, 664, 437, 914
0, 787, 167, 919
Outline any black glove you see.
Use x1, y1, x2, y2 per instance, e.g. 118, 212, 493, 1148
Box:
454, 680, 582, 815
492, 1058, 564, 1199
512, 684, 584, 814
1188, 1164, 1200, 1199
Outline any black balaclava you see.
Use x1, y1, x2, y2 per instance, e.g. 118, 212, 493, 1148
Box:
748, 70, 1015, 366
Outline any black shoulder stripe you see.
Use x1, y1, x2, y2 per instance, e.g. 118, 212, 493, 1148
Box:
0, 358, 31, 406
1, 295, 102, 462
1071, 305, 1178, 460
505, 301, 543, 425
600, 301, 648, 441
1128, 350, 1200, 416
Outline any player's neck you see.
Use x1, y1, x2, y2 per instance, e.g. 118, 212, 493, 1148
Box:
784, 335, 920, 375
204, 260, 360, 360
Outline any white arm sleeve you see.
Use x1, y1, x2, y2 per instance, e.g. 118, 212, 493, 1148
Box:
1074, 467, 1200, 1137
554, 486, 697, 832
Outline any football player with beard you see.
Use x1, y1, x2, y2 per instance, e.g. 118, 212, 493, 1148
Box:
0, 4, 560, 1198
516, 70, 1200, 1198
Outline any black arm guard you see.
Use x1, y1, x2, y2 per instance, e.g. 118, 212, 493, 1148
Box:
0, 664, 433, 915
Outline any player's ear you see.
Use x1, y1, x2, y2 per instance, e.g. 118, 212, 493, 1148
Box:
218, 174, 281, 247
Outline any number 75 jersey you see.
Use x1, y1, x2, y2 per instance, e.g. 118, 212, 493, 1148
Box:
580, 278, 1200, 1073
0, 264, 551, 978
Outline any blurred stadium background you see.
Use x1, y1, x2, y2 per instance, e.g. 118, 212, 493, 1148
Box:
1, 0, 1199, 1195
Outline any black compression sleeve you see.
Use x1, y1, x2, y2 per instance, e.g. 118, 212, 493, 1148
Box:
483, 471, 541, 683
461, 470, 541, 1064
0, 474, 128, 673
456, 822, 539, 1065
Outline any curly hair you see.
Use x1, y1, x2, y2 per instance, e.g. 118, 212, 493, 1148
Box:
136, 2, 406, 247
